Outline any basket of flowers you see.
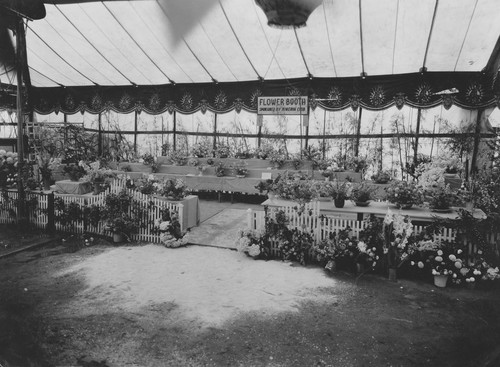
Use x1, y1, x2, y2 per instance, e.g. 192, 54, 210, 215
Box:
350, 182, 375, 206
232, 160, 249, 177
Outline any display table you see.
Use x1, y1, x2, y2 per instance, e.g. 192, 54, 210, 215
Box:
54, 180, 92, 195
261, 198, 486, 223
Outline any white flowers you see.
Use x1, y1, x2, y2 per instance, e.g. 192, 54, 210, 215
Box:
159, 221, 170, 231
357, 241, 367, 253
248, 244, 261, 257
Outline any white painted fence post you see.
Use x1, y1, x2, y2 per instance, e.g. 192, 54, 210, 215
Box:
178, 203, 185, 231
247, 208, 253, 230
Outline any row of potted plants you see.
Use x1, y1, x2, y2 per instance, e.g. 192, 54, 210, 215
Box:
237, 208, 500, 288
255, 172, 466, 211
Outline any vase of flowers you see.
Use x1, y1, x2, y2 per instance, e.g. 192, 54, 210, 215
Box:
433, 274, 449, 288
386, 180, 424, 209
38, 155, 61, 190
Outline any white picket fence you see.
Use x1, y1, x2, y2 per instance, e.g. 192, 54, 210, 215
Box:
0, 179, 185, 243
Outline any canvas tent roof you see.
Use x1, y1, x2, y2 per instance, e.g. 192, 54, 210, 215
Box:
1, 0, 500, 114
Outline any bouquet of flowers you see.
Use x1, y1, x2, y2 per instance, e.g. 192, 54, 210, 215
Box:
386, 180, 424, 209
312, 227, 358, 270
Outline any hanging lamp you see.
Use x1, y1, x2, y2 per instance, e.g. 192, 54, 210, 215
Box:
255, 0, 323, 28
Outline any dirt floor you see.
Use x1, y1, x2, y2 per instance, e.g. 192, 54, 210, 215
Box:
1, 226, 500, 367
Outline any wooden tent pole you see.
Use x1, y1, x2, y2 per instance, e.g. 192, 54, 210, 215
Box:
16, 16, 27, 225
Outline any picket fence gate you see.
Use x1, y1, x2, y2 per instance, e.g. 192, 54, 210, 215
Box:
0, 179, 184, 244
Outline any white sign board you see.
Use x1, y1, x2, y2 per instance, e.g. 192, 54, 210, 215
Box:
257, 96, 308, 115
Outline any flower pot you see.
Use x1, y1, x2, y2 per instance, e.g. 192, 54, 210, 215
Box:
325, 260, 337, 272
334, 198, 345, 208
113, 232, 124, 243
434, 274, 448, 288
388, 268, 397, 282
355, 201, 370, 207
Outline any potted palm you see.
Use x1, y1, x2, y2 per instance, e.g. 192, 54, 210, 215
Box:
350, 182, 375, 206
329, 180, 351, 208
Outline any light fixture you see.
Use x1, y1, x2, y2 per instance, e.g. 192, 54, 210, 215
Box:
255, 0, 323, 28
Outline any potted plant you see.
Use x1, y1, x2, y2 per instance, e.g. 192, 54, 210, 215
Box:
430, 247, 465, 288
168, 151, 188, 166
371, 170, 392, 184
350, 182, 375, 206
328, 180, 352, 208
81, 161, 117, 195
214, 160, 226, 177
191, 142, 211, 158
386, 180, 424, 209
101, 190, 137, 242
142, 153, 160, 173
427, 185, 457, 212
154, 209, 187, 248
232, 160, 249, 177
269, 150, 287, 169
157, 178, 189, 201
37, 155, 61, 190
311, 181, 333, 201
63, 163, 86, 181
214, 143, 231, 158
383, 210, 414, 281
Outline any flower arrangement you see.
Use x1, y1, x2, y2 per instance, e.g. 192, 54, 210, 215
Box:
386, 180, 424, 209
168, 150, 188, 166
269, 150, 287, 169
236, 229, 268, 259
104, 214, 138, 237
157, 178, 189, 200
350, 182, 375, 205
81, 161, 116, 183
136, 174, 160, 195
214, 143, 231, 158
254, 145, 273, 159
37, 154, 61, 187
231, 160, 248, 177
312, 227, 359, 270
154, 209, 187, 248
141, 153, 160, 172
272, 178, 317, 204
187, 157, 199, 167
0, 150, 18, 187
311, 181, 333, 199
383, 209, 415, 275
214, 160, 226, 177
63, 162, 86, 181
191, 142, 211, 158
371, 170, 392, 184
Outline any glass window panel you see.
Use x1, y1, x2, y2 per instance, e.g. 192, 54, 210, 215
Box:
261, 114, 303, 157
137, 133, 163, 157
217, 110, 257, 156
176, 111, 213, 133
34, 112, 62, 123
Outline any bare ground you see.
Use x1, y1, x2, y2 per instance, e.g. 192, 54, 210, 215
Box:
1, 227, 500, 367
